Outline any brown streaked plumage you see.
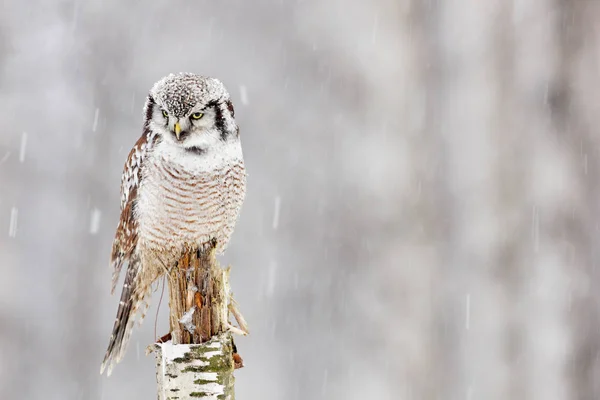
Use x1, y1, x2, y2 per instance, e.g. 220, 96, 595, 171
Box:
101, 73, 246, 376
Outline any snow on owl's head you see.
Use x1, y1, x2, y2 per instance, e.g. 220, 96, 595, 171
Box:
143, 73, 239, 153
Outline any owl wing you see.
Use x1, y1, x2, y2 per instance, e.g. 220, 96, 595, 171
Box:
102, 130, 159, 375
110, 130, 158, 294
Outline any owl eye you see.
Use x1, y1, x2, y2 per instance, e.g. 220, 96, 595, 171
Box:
161, 110, 168, 118
190, 112, 204, 120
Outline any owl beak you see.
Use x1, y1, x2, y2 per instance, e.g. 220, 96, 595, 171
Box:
174, 123, 182, 140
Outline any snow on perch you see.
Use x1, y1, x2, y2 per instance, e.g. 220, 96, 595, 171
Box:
179, 306, 196, 334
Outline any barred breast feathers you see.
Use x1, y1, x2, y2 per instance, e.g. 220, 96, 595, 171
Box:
135, 135, 245, 255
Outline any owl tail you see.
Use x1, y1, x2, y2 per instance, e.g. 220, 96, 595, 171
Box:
101, 260, 143, 376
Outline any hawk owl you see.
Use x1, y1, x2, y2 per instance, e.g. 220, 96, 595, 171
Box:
100, 73, 246, 376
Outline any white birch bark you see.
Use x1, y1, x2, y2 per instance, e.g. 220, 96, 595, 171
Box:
155, 333, 235, 400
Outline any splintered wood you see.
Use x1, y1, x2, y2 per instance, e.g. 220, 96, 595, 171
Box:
168, 245, 229, 345
153, 245, 248, 399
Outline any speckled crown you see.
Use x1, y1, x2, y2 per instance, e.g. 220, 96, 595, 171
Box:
149, 73, 229, 118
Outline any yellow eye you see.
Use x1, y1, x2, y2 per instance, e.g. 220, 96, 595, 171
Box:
190, 112, 204, 120
162, 110, 168, 118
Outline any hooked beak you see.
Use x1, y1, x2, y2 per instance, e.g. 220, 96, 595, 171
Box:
174, 122, 181, 140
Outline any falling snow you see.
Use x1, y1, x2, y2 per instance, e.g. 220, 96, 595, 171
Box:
272, 196, 281, 230
532, 205, 540, 253
92, 108, 100, 132
465, 293, 470, 330
266, 261, 277, 297
2, 2, 597, 400
239, 85, 248, 105
8, 207, 18, 238
131, 92, 136, 113
19, 132, 27, 163
371, 13, 379, 44
89, 207, 102, 234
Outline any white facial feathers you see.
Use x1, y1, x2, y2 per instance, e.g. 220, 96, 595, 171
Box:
143, 73, 238, 148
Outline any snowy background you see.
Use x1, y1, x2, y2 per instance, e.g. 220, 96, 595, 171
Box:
2, 1, 600, 399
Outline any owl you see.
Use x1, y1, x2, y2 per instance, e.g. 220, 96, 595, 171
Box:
100, 73, 246, 376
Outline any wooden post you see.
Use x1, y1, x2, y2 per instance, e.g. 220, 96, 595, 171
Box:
153, 244, 243, 400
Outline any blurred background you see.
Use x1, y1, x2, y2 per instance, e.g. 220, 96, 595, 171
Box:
1, 1, 600, 399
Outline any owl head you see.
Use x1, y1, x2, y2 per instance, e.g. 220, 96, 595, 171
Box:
143, 73, 239, 153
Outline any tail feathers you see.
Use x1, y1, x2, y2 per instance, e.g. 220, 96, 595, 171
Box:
110, 250, 124, 295
101, 262, 141, 376
137, 289, 152, 327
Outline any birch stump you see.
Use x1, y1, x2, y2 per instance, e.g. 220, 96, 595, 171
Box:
153, 244, 245, 399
